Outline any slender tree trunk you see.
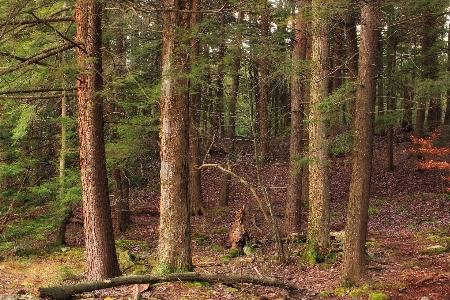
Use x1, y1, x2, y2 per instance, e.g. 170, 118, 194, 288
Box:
282, 0, 309, 237
386, 30, 397, 172
305, 0, 330, 263
345, 14, 358, 126
342, 0, 379, 286
219, 11, 242, 207
188, 0, 205, 215
156, 0, 193, 274
258, 3, 270, 159
416, 13, 438, 137
445, 25, 450, 125
76, 0, 121, 280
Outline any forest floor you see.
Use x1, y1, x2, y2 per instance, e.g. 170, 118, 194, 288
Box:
1, 135, 450, 299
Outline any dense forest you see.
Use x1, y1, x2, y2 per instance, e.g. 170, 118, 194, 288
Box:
1, 0, 450, 299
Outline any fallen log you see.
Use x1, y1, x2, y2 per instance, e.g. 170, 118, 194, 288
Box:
38, 272, 302, 300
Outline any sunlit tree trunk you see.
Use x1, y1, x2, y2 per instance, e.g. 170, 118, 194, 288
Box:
155, 0, 192, 274
76, 0, 121, 280
282, 0, 309, 237
342, 0, 379, 286
305, 0, 330, 263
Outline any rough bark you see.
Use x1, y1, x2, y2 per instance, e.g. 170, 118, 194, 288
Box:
156, 0, 192, 274
282, 0, 309, 237
38, 273, 302, 300
342, 0, 379, 286
306, 0, 330, 263
76, 0, 121, 280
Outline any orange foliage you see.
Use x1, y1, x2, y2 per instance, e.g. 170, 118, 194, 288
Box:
406, 128, 450, 192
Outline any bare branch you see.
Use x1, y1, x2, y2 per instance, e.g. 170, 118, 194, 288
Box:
0, 16, 75, 26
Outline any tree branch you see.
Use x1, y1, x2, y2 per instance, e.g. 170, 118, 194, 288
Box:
0, 42, 77, 76
0, 51, 49, 66
0, 87, 76, 95
1, 16, 75, 26
37, 272, 302, 300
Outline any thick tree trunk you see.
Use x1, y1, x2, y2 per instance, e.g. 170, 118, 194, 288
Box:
156, 0, 192, 274
342, 0, 379, 286
282, 0, 309, 237
76, 0, 121, 280
306, 0, 330, 263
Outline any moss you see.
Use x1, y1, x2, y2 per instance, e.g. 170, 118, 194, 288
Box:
317, 290, 332, 297
369, 292, 388, 300
418, 245, 447, 255
334, 286, 347, 297
348, 287, 368, 297
221, 248, 242, 262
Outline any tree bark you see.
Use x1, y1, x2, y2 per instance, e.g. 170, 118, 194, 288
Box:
342, 0, 379, 286
38, 272, 302, 300
156, 0, 193, 274
282, 0, 309, 237
305, 0, 330, 263
76, 0, 121, 280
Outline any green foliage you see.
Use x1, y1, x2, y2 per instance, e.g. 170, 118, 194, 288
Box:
328, 131, 353, 157
368, 292, 388, 300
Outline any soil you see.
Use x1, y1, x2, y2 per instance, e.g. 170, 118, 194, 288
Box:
1, 136, 450, 299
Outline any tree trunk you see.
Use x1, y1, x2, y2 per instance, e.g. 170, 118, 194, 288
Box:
75, 0, 121, 280
156, 0, 192, 274
415, 12, 439, 137
258, 3, 270, 159
188, 0, 205, 215
114, 168, 131, 231
305, 0, 330, 263
386, 28, 397, 172
282, 0, 309, 237
342, 0, 379, 286
219, 11, 243, 207
38, 272, 301, 300
345, 14, 358, 126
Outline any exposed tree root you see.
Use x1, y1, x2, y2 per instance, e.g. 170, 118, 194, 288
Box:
37, 272, 302, 300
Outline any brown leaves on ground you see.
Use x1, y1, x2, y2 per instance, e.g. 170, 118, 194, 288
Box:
1, 136, 450, 299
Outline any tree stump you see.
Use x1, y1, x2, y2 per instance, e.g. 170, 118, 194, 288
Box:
228, 205, 249, 250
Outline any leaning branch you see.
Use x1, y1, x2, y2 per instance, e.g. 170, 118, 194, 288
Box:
0, 51, 48, 66
0, 87, 76, 95
0, 42, 77, 76
38, 272, 302, 300
198, 163, 270, 223
0, 16, 75, 26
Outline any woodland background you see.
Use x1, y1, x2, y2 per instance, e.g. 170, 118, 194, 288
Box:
1, 0, 450, 299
